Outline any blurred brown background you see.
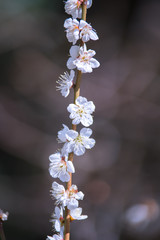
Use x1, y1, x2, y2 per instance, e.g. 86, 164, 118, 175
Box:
1, 0, 160, 239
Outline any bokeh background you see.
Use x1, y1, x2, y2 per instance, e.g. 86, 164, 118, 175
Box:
1, 0, 160, 239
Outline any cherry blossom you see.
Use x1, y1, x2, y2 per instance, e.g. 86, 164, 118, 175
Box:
49, 152, 75, 182
79, 20, 98, 42
67, 44, 100, 73
56, 70, 75, 97
64, 18, 80, 45
67, 96, 95, 127
70, 207, 88, 220
65, 0, 92, 19
66, 185, 84, 210
62, 127, 95, 156
51, 182, 84, 210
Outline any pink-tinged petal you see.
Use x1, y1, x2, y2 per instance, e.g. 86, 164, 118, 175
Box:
67, 57, 76, 69
80, 127, 92, 137
69, 45, 80, 58
66, 130, 78, 141
75, 96, 87, 106
90, 58, 100, 68
83, 138, 96, 149
67, 161, 75, 173
81, 114, 93, 127
73, 144, 86, 156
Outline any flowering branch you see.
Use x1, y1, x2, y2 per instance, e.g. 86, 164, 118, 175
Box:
64, 2, 87, 240
47, 0, 100, 240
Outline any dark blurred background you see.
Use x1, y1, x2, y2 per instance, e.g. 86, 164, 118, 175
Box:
1, 0, 160, 239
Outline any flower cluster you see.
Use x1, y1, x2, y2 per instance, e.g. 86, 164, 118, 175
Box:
47, 0, 100, 239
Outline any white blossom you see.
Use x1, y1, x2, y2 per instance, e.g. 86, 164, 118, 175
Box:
67, 44, 100, 73
46, 234, 63, 240
64, 18, 80, 45
62, 127, 95, 156
65, 0, 92, 19
67, 96, 95, 127
66, 185, 84, 210
0, 209, 8, 221
56, 70, 75, 97
51, 182, 67, 207
49, 152, 75, 182
51, 182, 84, 210
79, 20, 98, 42
70, 207, 88, 220
50, 206, 64, 235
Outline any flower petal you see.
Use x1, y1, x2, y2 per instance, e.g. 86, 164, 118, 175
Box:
90, 58, 100, 68
67, 104, 79, 113
67, 161, 75, 173
81, 114, 93, 127
84, 101, 95, 113
59, 172, 70, 182
67, 198, 79, 210
72, 116, 81, 125
64, 18, 73, 28
66, 130, 78, 141
83, 137, 96, 149
80, 127, 92, 137
69, 45, 80, 58
75, 96, 87, 106
76, 191, 84, 200
73, 143, 86, 156
55, 219, 61, 232
67, 57, 76, 69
